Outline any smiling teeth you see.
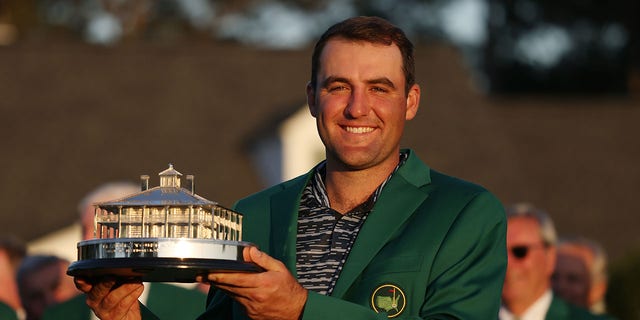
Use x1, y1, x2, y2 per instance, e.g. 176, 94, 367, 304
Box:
345, 126, 374, 133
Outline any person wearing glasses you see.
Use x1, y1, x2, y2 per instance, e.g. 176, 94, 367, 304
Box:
500, 203, 611, 320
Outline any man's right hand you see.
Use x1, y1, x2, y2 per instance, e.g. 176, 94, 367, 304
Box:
74, 278, 144, 320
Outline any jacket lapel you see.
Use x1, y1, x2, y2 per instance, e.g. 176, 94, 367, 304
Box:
331, 151, 431, 296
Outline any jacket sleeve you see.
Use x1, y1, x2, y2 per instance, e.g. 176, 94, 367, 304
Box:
196, 288, 239, 320
140, 303, 160, 320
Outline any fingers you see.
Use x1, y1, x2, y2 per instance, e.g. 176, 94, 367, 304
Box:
85, 281, 143, 320
210, 272, 259, 290
242, 246, 252, 261
99, 284, 143, 319
86, 280, 116, 303
208, 248, 284, 286
245, 246, 285, 272
203, 248, 307, 320
74, 277, 93, 293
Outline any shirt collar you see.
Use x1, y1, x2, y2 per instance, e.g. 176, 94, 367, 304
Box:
310, 151, 409, 210
499, 290, 553, 320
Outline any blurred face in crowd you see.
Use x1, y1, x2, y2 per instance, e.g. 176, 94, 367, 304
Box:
20, 260, 78, 320
307, 38, 419, 171
502, 216, 556, 314
552, 249, 591, 307
81, 205, 95, 241
552, 243, 608, 310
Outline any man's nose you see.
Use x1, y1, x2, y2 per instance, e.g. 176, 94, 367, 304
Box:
345, 88, 370, 118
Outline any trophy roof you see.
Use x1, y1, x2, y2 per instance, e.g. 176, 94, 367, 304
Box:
94, 186, 217, 207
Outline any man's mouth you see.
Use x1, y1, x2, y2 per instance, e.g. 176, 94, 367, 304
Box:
344, 126, 374, 134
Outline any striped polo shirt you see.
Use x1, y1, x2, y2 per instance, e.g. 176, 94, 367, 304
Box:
296, 152, 408, 295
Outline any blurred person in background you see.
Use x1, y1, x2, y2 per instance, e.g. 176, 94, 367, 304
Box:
552, 236, 611, 315
500, 203, 610, 320
0, 235, 26, 320
42, 181, 206, 320
17, 255, 79, 320
76, 182, 141, 241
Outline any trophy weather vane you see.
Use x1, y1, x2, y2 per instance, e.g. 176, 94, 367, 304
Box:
68, 164, 259, 283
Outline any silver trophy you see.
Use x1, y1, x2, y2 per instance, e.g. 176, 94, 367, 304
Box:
67, 164, 260, 282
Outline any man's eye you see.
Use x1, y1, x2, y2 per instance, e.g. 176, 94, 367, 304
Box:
371, 86, 388, 93
329, 85, 348, 92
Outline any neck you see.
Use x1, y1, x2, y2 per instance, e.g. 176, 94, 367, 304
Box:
504, 288, 548, 316
324, 157, 398, 214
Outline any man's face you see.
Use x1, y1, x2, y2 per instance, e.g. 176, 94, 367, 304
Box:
307, 39, 419, 171
21, 260, 78, 320
21, 263, 60, 320
552, 249, 591, 307
502, 217, 556, 310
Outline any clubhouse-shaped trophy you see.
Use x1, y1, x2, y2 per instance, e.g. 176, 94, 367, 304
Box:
67, 164, 260, 282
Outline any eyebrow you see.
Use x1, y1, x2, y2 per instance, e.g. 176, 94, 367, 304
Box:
321, 76, 350, 88
321, 76, 396, 89
367, 77, 396, 89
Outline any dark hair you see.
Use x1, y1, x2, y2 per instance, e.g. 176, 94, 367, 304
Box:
17, 255, 62, 285
310, 16, 415, 95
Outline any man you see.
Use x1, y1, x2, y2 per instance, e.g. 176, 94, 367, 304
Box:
500, 203, 609, 320
552, 237, 610, 314
76, 16, 507, 319
44, 182, 207, 320
0, 236, 26, 320
17, 255, 80, 320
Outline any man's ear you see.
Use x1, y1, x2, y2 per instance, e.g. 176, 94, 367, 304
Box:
306, 82, 317, 118
405, 84, 420, 121
589, 279, 608, 307
546, 246, 558, 277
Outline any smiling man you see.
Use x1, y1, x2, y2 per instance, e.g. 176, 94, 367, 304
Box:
76, 16, 507, 319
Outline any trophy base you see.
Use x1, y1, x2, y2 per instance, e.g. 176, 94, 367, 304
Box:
67, 237, 261, 283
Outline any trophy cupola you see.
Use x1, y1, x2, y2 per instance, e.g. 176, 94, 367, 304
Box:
159, 163, 182, 187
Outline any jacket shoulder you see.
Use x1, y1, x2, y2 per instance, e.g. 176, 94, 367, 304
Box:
548, 295, 611, 320
429, 169, 491, 195
233, 174, 308, 212
424, 169, 504, 217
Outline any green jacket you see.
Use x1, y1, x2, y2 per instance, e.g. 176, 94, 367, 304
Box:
199, 150, 507, 319
42, 283, 205, 320
0, 302, 18, 320
546, 295, 617, 320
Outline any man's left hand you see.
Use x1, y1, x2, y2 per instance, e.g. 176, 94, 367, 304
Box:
198, 246, 307, 320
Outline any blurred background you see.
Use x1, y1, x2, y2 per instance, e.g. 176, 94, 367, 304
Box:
1, 0, 639, 318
